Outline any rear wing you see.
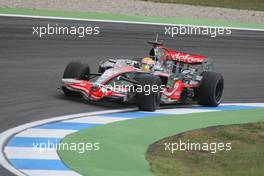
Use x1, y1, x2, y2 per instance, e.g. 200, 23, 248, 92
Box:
166, 50, 207, 64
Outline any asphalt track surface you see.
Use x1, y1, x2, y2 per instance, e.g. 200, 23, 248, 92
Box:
0, 16, 264, 175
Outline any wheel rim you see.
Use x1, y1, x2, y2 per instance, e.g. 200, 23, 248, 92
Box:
215, 80, 223, 103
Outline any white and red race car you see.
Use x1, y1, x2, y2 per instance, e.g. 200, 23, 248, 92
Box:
61, 39, 224, 111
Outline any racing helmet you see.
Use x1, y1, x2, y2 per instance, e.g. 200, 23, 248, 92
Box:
141, 57, 155, 72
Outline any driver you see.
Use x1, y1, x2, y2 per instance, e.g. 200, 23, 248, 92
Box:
141, 57, 155, 72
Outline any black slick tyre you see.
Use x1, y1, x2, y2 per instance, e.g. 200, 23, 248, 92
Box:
62, 61, 90, 97
197, 72, 224, 107
135, 74, 162, 111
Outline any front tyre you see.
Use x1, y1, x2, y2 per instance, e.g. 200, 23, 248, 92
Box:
136, 74, 162, 111
62, 61, 90, 97
63, 61, 90, 80
197, 72, 224, 107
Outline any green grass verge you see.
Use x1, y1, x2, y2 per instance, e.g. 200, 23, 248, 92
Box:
0, 7, 264, 30
146, 121, 264, 176
58, 109, 264, 176
144, 0, 264, 11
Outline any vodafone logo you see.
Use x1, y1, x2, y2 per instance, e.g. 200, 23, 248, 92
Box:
169, 52, 205, 63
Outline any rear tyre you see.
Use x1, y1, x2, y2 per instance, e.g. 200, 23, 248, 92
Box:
135, 74, 162, 111
62, 61, 90, 97
197, 72, 224, 107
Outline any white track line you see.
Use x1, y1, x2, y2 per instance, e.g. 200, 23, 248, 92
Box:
64, 116, 131, 124
156, 108, 219, 114
0, 13, 263, 32
5, 147, 59, 160
20, 170, 81, 176
15, 128, 76, 138
223, 103, 264, 107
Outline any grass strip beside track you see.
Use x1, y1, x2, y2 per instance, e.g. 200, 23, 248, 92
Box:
59, 109, 264, 176
146, 121, 264, 176
0, 8, 264, 30
143, 0, 264, 11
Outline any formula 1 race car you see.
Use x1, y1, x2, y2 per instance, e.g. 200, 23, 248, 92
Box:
61, 38, 224, 111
